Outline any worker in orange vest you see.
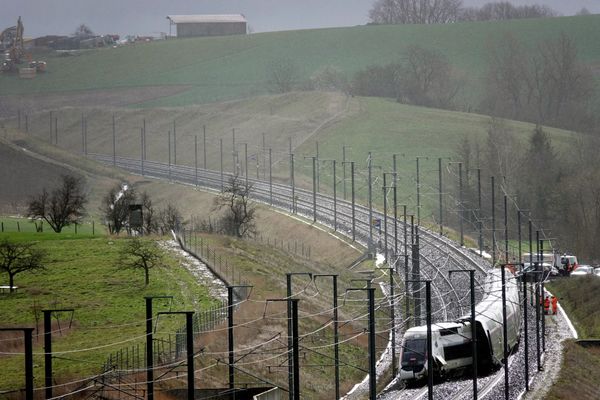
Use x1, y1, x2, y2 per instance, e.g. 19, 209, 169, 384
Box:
544, 296, 550, 315
551, 295, 558, 315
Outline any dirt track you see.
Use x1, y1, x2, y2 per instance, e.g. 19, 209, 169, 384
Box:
0, 85, 190, 118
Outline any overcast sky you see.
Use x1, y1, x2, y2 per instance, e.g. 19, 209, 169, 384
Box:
2, 0, 599, 38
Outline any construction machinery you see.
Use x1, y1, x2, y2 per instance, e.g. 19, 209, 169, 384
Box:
1, 16, 46, 75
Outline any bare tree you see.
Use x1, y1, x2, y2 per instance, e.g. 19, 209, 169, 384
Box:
214, 175, 256, 238
117, 238, 162, 286
101, 183, 136, 234
369, 0, 463, 24
266, 57, 298, 93
0, 240, 46, 292
461, 2, 556, 21
531, 32, 595, 127
484, 118, 521, 190
483, 32, 595, 131
398, 45, 461, 108
74, 24, 94, 37
27, 175, 87, 233
158, 203, 183, 234
140, 191, 158, 235
484, 32, 532, 120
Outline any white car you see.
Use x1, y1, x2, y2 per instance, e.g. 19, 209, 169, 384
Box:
593, 268, 600, 277
571, 265, 594, 276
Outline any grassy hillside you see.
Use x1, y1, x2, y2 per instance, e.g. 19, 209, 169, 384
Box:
1, 15, 599, 107
10, 92, 576, 225
545, 278, 600, 399
0, 232, 218, 391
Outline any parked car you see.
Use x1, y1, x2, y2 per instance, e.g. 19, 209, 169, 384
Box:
571, 265, 594, 276
593, 267, 600, 277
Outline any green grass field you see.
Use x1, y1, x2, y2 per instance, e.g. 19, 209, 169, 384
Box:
0, 216, 105, 237
2, 15, 599, 107
0, 231, 218, 391
545, 278, 600, 399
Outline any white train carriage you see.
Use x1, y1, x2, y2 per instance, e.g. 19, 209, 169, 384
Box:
399, 268, 521, 381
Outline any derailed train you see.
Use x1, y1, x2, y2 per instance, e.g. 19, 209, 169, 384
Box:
399, 268, 521, 381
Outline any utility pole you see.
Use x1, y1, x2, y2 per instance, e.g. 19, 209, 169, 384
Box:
459, 162, 464, 246
322, 159, 338, 230
81, 113, 85, 154
173, 120, 177, 165
158, 311, 195, 400
383, 173, 389, 263
368, 152, 374, 252
343, 161, 356, 241
415, 157, 428, 225
412, 228, 421, 326
220, 139, 224, 191
449, 271, 477, 399
501, 264, 509, 400
504, 195, 509, 263
269, 148, 273, 206
346, 287, 377, 400
290, 153, 296, 213
262, 132, 266, 179
232, 128, 236, 175
491, 176, 496, 266
439, 157, 443, 235
194, 135, 198, 186
168, 130, 171, 181
1, 328, 34, 400
523, 269, 530, 392
141, 128, 145, 176
244, 142, 248, 187
314, 275, 340, 399
44, 309, 74, 399
227, 285, 252, 394
342, 145, 347, 200
203, 125, 207, 169
145, 296, 172, 400
405, 280, 433, 400
112, 113, 116, 166
316, 141, 320, 192
449, 161, 464, 246
304, 156, 317, 222
284, 273, 310, 400
477, 169, 482, 256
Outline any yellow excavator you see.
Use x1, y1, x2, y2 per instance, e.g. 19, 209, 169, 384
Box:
1, 16, 46, 74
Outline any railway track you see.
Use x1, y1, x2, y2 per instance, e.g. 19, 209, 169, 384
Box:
90, 153, 498, 398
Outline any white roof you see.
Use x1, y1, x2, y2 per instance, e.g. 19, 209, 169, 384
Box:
167, 14, 246, 24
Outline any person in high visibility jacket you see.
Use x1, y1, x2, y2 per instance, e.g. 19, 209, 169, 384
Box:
544, 296, 551, 315
551, 295, 558, 315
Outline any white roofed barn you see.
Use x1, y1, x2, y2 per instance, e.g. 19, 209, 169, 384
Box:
166, 15, 247, 38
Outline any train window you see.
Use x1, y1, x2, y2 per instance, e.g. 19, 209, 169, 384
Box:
444, 342, 472, 361
401, 339, 426, 366
440, 327, 458, 336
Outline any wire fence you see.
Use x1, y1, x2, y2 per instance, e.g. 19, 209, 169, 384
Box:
0, 217, 98, 235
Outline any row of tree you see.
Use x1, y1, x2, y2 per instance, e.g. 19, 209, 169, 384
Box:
453, 120, 600, 261
484, 32, 596, 132
368, 1, 559, 25
341, 31, 597, 135
351, 45, 460, 109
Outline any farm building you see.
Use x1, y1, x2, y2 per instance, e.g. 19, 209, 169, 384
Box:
166, 15, 247, 38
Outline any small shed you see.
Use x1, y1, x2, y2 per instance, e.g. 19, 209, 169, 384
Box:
166, 14, 247, 38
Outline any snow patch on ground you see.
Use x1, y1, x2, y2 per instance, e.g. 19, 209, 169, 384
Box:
159, 240, 228, 302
